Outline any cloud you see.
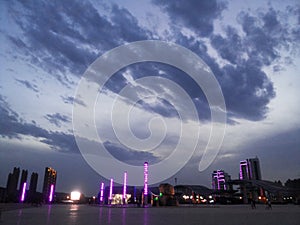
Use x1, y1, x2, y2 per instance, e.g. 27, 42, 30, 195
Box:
5, 0, 150, 87
61, 95, 86, 107
0, 95, 78, 153
207, 6, 299, 119
153, 0, 227, 37
4, 0, 299, 123
44, 113, 71, 128
170, 5, 300, 121
1, 94, 163, 163
15, 79, 39, 93
103, 141, 160, 165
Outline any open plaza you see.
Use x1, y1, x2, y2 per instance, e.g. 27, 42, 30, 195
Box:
1, 203, 299, 225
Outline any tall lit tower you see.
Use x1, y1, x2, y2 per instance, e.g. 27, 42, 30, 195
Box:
109, 178, 113, 204
42, 167, 57, 203
239, 157, 262, 180
99, 182, 104, 203
123, 171, 127, 204
144, 162, 148, 206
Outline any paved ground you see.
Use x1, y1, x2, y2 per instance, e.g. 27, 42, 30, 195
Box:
1, 204, 299, 225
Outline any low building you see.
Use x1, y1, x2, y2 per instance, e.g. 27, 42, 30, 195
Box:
174, 185, 213, 204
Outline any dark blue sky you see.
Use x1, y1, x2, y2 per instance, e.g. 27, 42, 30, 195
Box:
0, 0, 299, 195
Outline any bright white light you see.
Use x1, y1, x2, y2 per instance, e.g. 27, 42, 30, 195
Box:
70, 191, 81, 201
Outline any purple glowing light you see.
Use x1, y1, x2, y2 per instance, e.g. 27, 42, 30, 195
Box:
239, 160, 248, 180
100, 182, 104, 202
144, 162, 148, 195
49, 184, 54, 202
109, 178, 113, 200
123, 172, 127, 200
20, 182, 27, 202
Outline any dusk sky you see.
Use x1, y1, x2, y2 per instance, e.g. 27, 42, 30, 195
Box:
0, 0, 299, 196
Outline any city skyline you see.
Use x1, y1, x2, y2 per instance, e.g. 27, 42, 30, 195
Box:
0, 155, 295, 199
0, 0, 300, 196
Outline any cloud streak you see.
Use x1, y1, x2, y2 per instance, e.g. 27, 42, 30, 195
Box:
15, 79, 39, 93
45, 113, 71, 128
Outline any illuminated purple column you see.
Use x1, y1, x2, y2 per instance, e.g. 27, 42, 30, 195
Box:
49, 184, 54, 203
109, 178, 113, 204
123, 172, 127, 204
239, 160, 248, 180
100, 182, 104, 203
239, 161, 248, 204
20, 182, 27, 202
144, 162, 148, 206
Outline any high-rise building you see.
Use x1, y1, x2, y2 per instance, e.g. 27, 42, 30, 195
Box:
6, 167, 20, 202
239, 157, 262, 180
212, 170, 231, 190
19, 169, 28, 202
29, 172, 38, 193
42, 167, 57, 203
28, 172, 38, 202
19, 170, 28, 191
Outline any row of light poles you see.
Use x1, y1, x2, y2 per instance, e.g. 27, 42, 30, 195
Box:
99, 162, 149, 206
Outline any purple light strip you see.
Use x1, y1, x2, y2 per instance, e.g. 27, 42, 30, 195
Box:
100, 182, 104, 202
123, 172, 127, 200
144, 162, 148, 195
240, 161, 247, 179
49, 184, 54, 202
20, 182, 27, 202
109, 178, 113, 200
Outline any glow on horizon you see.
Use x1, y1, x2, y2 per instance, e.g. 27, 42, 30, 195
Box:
144, 162, 148, 195
109, 178, 113, 200
49, 184, 54, 202
100, 182, 104, 202
70, 191, 81, 201
20, 182, 27, 202
123, 172, 127, 200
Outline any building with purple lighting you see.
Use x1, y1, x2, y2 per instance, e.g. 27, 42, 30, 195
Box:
238, 157, 262, 203
42, 167, 57, 203
239, 157, 262, 180
212, 170, 231, 191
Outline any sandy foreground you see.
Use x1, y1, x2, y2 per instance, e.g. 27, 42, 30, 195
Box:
1, 204, 299, 225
